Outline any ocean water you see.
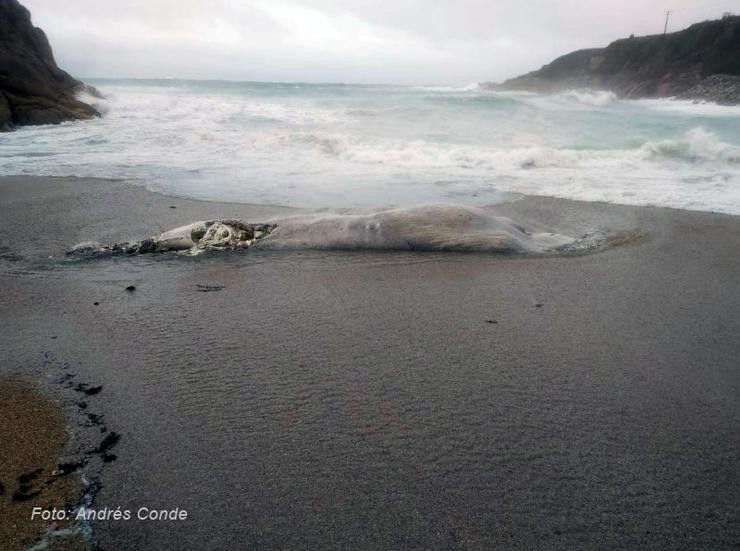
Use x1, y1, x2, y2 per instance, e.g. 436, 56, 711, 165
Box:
1, 79, 739, 214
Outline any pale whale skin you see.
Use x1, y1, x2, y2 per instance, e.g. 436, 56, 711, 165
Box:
68, 205, 603, 257
263, 205, 584, 253
68, 220, 277, 257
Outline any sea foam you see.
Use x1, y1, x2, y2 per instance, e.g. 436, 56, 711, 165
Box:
3, 79, 739, 214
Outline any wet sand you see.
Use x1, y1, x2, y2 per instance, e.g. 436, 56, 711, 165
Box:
1, 176, 739, 549
0, 378, 83, 550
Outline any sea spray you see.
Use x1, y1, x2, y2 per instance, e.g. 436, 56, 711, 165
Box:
559, 89, 619, 107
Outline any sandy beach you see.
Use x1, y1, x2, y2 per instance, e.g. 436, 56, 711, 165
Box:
0, 378, 83, 550
1, 175, 739, 549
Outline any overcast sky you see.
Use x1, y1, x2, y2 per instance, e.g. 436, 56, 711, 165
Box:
22, 0, 739, 84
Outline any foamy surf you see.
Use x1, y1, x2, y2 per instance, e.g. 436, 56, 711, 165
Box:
3, 79, 739, 213
559, 89, 618, 107
641, 128, 740, 163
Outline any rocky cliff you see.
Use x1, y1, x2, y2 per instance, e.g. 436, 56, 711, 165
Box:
0, 0, 98, 131
484, 15, 740, 104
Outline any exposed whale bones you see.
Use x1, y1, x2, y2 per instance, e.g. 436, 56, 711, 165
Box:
68, 220, 277, 256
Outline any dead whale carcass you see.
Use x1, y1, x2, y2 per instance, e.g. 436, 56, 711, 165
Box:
68, 220, 277, 256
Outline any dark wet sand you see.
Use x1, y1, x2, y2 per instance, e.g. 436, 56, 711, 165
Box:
1, 176, 739, 549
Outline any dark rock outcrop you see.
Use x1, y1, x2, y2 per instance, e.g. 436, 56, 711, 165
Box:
484, 15, 740, 104
0, 0, 99, 130
677, 74, 740, 104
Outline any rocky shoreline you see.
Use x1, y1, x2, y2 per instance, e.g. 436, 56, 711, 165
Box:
677, 74, 740, 104
483, 15, 740, 105
0, 0, 98, 131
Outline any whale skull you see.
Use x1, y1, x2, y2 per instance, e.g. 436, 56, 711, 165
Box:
68, 220, 277, 256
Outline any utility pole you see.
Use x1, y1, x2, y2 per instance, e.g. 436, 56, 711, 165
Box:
664, 10, 672, 34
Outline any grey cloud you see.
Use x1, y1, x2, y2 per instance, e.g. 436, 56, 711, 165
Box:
21, 0, 739, 84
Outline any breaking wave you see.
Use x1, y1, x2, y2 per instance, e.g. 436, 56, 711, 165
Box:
3, 79, 739, 214
270, 127, 739, 173
559, 89, 619, 107
413, 83, 481, 92
641, 128, 740, 163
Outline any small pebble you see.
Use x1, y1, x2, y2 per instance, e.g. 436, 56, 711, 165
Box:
75, 384, 103, 396
54, 460, 84, 476
195, 284, 224, 292
93, 432, 121, 454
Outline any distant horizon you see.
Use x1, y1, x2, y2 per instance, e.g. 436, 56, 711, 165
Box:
76, 11, 734, 88
81, 76, 484, 87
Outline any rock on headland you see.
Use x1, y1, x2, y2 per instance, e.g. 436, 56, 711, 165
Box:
0, 0, 98, 130
483, 15, 740, 104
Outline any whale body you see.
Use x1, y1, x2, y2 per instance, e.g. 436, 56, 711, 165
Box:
262, 205, 580, 253
67, 205, 603, 257
68, 220, 277, 257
